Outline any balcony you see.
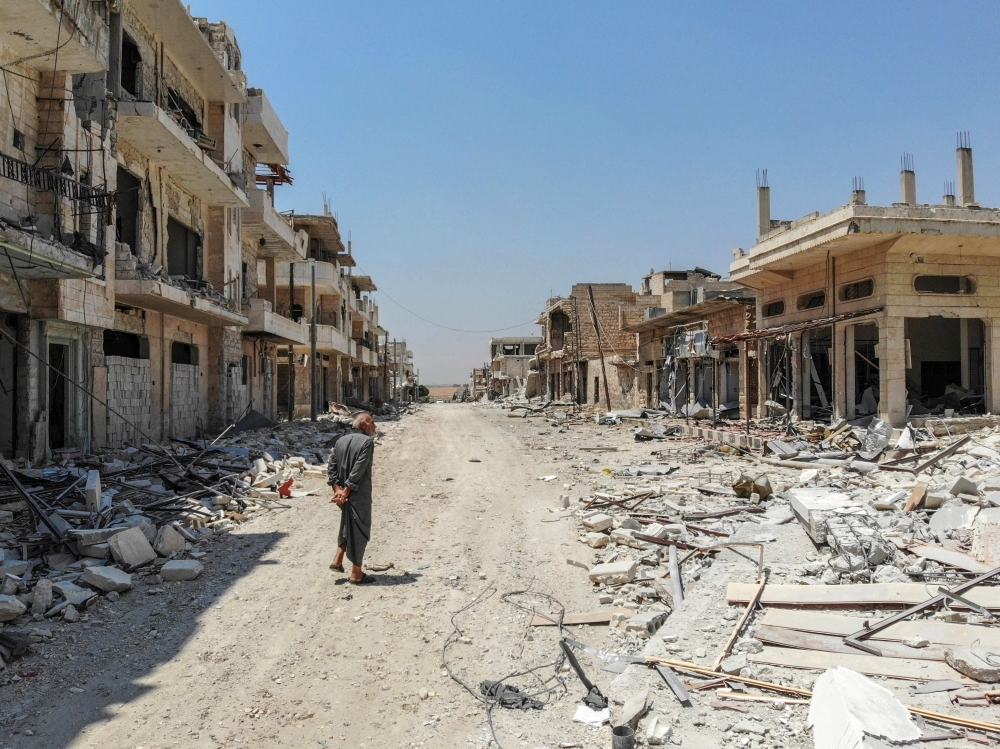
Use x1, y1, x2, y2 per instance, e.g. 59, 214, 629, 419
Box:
244, 90, 289, 165
242, 300, 307, 344
128, 0, 243, 104
116, 279, 248, 327
244, 188, 306, 260
0, 224, 100, 279
116, 102, 249, 207
0, 0, 108, 73
314, 324, 351, 356
275, 261, 340, 296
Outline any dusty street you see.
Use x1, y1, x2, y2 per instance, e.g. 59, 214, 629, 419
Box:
1, 405, 609, 749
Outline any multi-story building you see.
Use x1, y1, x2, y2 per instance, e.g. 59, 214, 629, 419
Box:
386, 340, 415, 401
0, 1, 403, 459
487, 336, 541, 398
729, 140, 1000, 427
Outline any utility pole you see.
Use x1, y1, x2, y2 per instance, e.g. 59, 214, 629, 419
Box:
288, 262, 295, 421
309, 258, 317, 421
587, 285, 612, 412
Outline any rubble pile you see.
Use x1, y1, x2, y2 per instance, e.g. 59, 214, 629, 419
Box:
498, 401, 1000, 746
0, 412, 367, 671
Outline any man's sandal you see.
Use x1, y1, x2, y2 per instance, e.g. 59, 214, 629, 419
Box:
329, 562, 345, 572
348, 573, 377, 585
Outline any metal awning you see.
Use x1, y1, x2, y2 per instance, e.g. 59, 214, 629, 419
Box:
712, 307, 884, 345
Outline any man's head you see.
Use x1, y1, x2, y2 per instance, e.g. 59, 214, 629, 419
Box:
353, 413, 376, 436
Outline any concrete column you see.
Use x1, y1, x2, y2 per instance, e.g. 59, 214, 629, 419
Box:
844, 324, 856, 419
988, 320, 1000, 415
757, 340, 767, 417
791, 334, 802, 421
960, 318, 970, 390
879, 315, 907, 427
800, 331, 811, 419
264, 258, 276, 309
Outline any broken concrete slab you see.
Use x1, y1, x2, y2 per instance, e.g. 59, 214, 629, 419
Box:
645, 715, 672, 745
808, 667, 921, 749
719, 652, 747, 675
949, 476, 979, 497
0, 573, 18, 595
84, 470, 101, 514
107, 526, 156, 569
588, 560, 638, 585
153, 524, 186, 557
81, 566, 132, 593
583, 532, 609, 548
615, 688, 648, 729
53, 581, 97, 607
69, 527, 128, 546
945, 648, 1000, 682
929, 501, 980, 535
0, 593, 26, 621
786, 488, 859, 543
160, 560, 204, 582
582, 513, 614, 532
77, 542, 110, 559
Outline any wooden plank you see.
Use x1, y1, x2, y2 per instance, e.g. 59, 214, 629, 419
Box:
713, 576, 766, 671
753, 624, 947, 661
759, 609, 1000, 648
904, 480, 928, 512
528, 608, 633, 626
727, 582, 1000, 609
748, 646, 967, 682
901, 541, 992, 574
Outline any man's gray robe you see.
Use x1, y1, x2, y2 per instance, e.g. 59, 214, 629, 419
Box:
328, 430, 375, 566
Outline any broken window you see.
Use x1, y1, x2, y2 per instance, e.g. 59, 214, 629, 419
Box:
840, 278, 874, 301
103, 330, 148, 359
171, 342, 198, 366
166, 218, 200, 279
120, 34, 142, 99
763, 300, 784, 317
914, 275, 975, 294
115, 167, 141, 254
797, 291, 826, 310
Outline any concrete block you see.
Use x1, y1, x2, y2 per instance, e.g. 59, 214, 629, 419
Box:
623, 611, 669, 638
107, 526, 157, 568
153, 524, 186, 557
69, 527, 128, 546
30, 578, 52, 616
786, 488, 859, 543
930, 501, 979, 535
78, 542, 110, 559
0, 593, 27, 621
160, 560, 204, 581
81, 566, 132, 593
581, 513, 614, 532
583, 532, 609, 548
949, 476, 979, 497
588, 560, 637, 584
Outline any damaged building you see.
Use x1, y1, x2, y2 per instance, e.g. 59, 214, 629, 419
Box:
535, 284, 644, 408
728, 142, 1000, 428
626, 269, 755, 417
487, 336, 541, 399
0, 0, 404, 460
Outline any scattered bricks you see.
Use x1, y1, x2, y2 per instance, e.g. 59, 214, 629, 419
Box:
719, 652, 748, 675
623, 611, 669, 638
53, 581, 97, 607
84, 470, 102, 514
153, 525, 186, 557
81, 566, 132, 593
582, 513, 614, 532
30, 579, 52, 616
583, 532, 609, 548
160, 560, 204, 582
588, 560, 637, 584
0, 593, 27, 621
108, 526, 156, 568
945, 648, 1000, 682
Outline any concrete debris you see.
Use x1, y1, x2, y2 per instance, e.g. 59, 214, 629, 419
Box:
808, 667, 922, 749
615, 688, 648, 728
645, 715, 672, 745
80, 566, 132, 593
153, 524, 187, 557
0, 594, 26, 622
108, 527, 157, 569
944, 648, 1000, 682
160, 560, 204, 582
588, 561, 637, 585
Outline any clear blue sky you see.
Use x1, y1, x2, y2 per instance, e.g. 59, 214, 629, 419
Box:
195, 1, 1000, 384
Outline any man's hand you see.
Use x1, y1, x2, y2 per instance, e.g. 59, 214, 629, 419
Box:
330, 485, 347, 505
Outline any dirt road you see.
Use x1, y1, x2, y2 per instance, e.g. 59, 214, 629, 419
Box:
2, 405, 605, 749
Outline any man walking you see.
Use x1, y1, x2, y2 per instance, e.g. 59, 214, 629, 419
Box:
328, 413, 378, 584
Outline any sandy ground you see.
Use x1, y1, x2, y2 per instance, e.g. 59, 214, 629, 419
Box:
0, 404, 610, 749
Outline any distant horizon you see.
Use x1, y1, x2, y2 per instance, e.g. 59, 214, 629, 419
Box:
192, 0, 1000, 382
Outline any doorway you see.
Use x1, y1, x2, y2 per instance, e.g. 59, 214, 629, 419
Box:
0, 315, 18, 457
48, 343, 69, 450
